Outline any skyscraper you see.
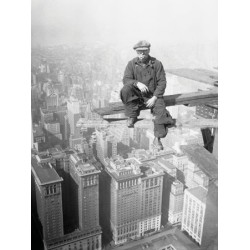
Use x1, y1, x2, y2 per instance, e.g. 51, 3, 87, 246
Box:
95, 129, 117, 166
31, 156, 64, 243
69, 154, 101, 234
168, 180, 184, 225
181, 186, 207, 245
106, 156, 164, 245
139, 162, 164, 237
67, 99, 82, 149
32, 150, 102, 250
44, 121, 63, 140
106, 156, 142, 245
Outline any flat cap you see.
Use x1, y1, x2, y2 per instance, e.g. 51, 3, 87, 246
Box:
133, 40, 151, 50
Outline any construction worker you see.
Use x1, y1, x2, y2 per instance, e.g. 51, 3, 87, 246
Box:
120, 40, 174, 150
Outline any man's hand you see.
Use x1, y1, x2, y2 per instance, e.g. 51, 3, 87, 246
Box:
146, 96, 157, 108
137, 82, 149, 93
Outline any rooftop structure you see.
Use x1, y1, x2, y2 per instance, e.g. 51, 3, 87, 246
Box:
106, 156, 142, 180
188, 186, 207, 203
31, 156, 62, 185
180, 144, 218, 181
113, 228, 200, 250
155, 158, 177, 178
33, 124, 45, 138
128, 149, 156, 162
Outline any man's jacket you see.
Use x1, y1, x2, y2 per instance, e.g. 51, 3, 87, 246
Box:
122, 56, 167, 98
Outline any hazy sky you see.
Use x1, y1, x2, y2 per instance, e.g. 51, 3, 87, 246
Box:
32, 0, 217, 47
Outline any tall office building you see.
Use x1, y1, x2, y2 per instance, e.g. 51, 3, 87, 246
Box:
31, 156, 64, 243
40, 108, 54, 126
69, 154, 102, 240
106, 156, 164, 245
106, 156, 142, 245
67, 99, 82, 149
181, 186, 207, 245
139, 162, 164, 237
46, 93, 59, 109
32, 150, 102, 250
58, 71, 64, 83
154, 156, 177, 226
95, 129, 117, 166
44, 121, 62, 140
168, 180, 184, 225
109, 126, 130, 146
172, 153, 189, 172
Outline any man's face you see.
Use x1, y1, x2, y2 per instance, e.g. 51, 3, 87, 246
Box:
136, 49, 150, 62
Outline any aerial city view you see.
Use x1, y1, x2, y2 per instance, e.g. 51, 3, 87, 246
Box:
31, 1, 218, 250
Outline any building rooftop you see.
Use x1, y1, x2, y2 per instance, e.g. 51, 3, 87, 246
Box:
194, 170, 208, 179
44, 121, 60, 125
31, 157, 62, 185
155, 158, 177, 177
128, 149, 156, 162
172, 180, 183, 187
33, 125, 44, 137
187, 186, 207, 202
140, 162, 164, 178
41, 105, 67, 114
75, 163, 98, 176
115, 228, 200, 250
106, 157, 142, 181
157, 158, 175, 170
64, 149, 75, 155
37, 153, 52, 160
180, 144, 218, 181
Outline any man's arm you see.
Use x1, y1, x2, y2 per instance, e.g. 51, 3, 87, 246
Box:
153, 61, 167, 98
122, 61, 138, 86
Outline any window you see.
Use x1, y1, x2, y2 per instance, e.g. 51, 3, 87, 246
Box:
53, 185, 57, 193
155, 178, 157, 185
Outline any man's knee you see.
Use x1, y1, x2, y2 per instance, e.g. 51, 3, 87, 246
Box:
154, 123, 168, 138
120, 85, 138, 103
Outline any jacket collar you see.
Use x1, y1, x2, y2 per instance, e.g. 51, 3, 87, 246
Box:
135, 55, 155, 67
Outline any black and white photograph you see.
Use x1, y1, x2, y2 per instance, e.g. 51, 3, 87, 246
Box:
3, 0, 250, 249
30, 1, 220, 250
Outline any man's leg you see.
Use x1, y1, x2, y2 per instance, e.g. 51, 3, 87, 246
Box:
120, 84, 143, 127
151, 98, 174, 149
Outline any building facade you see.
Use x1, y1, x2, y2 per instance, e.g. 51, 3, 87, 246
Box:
67, 99, 83, 149
181, 186, 207, 245
31, 156, 64, 244
139, 163, 164, 237
32, 151, 102, 250
106, 156, 164, 245
168, 180, 184, 225
69, 154, 101, 233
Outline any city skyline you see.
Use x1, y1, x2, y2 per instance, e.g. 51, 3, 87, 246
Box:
31, 40, 218, 249
30, 1, 219, 249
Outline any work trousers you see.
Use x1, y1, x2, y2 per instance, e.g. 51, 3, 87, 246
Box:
120, 84, 174, 138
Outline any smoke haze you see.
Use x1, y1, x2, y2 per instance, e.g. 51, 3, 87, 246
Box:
32, 0, 217, 47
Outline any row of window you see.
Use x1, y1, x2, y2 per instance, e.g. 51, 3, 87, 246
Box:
117, 231, 136, 241
84, 176, 97, 186
117, 224, 137, 235
45, 184, 58, 195
118, 179, 138, 189
143, 178, 159, 188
